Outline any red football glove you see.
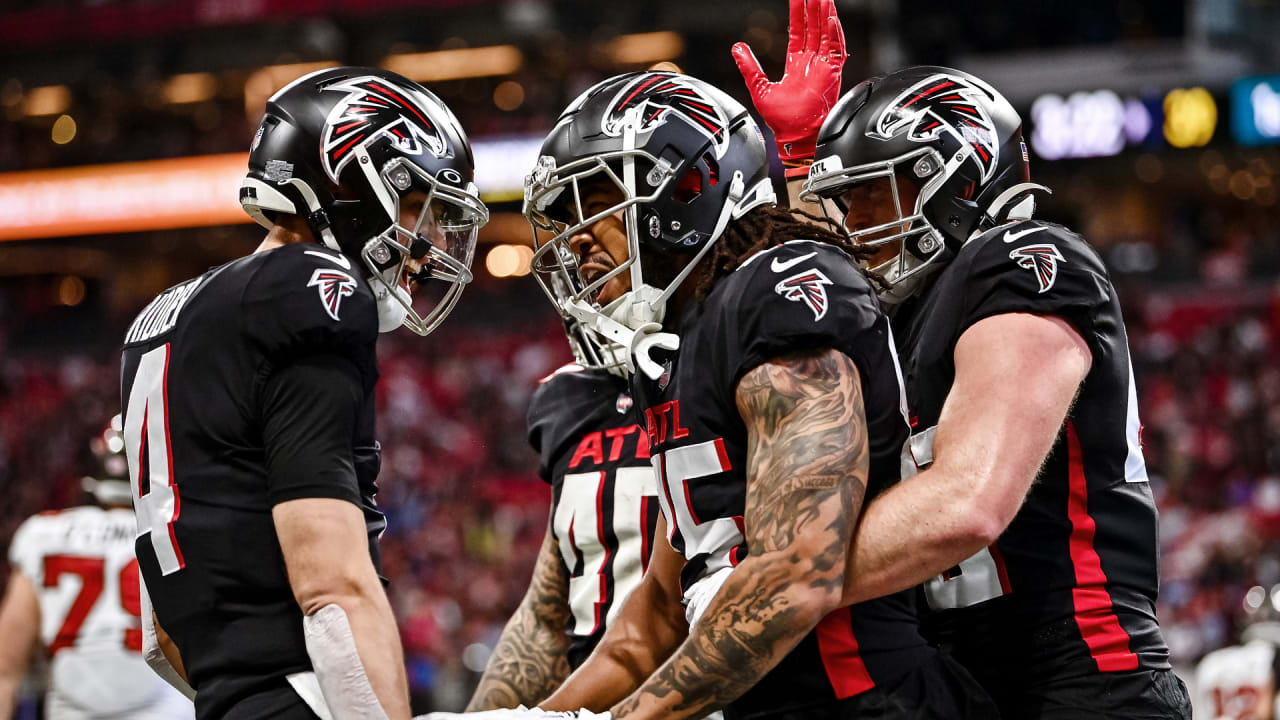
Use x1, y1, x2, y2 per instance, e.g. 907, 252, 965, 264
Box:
733, 0, 848, 178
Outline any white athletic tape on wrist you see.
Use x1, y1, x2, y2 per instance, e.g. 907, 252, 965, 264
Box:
303, 603, 390, 720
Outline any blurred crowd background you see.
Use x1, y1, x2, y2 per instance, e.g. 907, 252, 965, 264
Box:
2, 0, 1279, 714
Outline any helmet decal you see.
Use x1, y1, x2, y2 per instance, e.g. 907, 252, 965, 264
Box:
320, 75, 450, 183
602, 72, 731, 158
867, 73, 999, 183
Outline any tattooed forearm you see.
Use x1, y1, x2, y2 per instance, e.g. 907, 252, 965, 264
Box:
613, 348, 869, 719
466, 524, 572, 710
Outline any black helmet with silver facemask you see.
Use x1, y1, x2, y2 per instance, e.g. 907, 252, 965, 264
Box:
524, 71, 775, 378
802, 65, 1048, 305
240, 67, 488, 335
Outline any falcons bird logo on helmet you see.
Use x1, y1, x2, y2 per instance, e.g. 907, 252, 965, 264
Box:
308, 268, 358, 321
868, 73, 1000, 183
1009, 243, 1066, 294
775, 267, 834, 321
320, 76, 449, 183
602, 72, 731, 158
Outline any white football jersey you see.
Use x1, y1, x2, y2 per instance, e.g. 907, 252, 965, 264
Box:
8, 506, 194, 720
1195, 640, 1278, 720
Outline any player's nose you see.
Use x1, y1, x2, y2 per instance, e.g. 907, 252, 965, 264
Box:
567, 229, 599, 260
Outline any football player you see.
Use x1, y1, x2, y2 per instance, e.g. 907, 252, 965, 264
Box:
437, 69, 998, 720
0, 417, 195, 720
465, 60, 685, 716
1194, 584, 1280, 720
464, 314, 657, 710
119, 67, 486, 720
786, 65, 1192, 717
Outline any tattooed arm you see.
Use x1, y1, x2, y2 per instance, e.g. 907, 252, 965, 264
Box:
467, 519, 572, 710
609, 348, 868, 719
539, 513, 689, 712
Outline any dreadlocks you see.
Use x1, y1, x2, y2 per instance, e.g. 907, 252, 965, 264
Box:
693, 205, 885, 300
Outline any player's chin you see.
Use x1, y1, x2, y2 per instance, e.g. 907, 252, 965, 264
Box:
595, 277, 630, 305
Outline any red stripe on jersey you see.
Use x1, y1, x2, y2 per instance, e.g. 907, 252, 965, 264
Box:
729, 516, 746, 567
160, 343, 184, 569
591, 470, 609, 636
655, 454, 678, 545
988, 544, 1012, 595
681, 470, 701, 525
713, 437, 731, 472
814, 607, 875, 698
639, 496, 653, 572
1065, 421, 1139, 672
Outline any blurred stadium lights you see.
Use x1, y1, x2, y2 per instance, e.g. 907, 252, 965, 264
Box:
56, 276, 86, 306
22, 84, 70, 116
0, 134, 544, 242
50, 114, 76, 145
471, 134, 542, 203
484, 244, 533, 278
1030, 89, 1156, 160
493, 80, 525, 111
163, 73, 219, 105
1231, 75, 1280, 146
0, 154, 249, 242
243, 60, 339, 119
606, 31, 684, 66
1163, 87, 1218, 148
381, 45, 523, 83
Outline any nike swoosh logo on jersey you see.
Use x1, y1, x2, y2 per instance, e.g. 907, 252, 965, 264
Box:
1002, 226, 1046, 243
770, 251, 818, 273
305, 249, 352, 270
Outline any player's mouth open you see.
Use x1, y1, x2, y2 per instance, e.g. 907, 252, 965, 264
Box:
403, 257, 425, 293
579, 255, 616, 303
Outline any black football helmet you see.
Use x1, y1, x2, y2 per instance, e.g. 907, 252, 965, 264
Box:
802, 65, 1048, 304
524, 70, 775, 377
82, 415, 132, 506
239, 66, 488, 335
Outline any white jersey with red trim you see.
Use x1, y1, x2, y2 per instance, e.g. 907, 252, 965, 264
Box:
526, 364, 660, 670
1195, 641, 1279, 720
8, 506, 194, 719
895, 221, 1172, 708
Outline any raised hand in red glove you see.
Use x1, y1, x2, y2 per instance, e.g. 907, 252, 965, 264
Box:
732, 0, 847, 178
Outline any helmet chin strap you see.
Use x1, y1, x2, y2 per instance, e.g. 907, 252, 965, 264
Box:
562, 296, 678, 380
284, 178, 342, 251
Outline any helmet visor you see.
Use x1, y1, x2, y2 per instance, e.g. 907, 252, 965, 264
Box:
366, 159, 488, 336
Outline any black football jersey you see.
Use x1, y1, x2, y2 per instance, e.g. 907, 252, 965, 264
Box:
527, 365, 659, 669
633, 241, 936, 718
895, 220, 1170, 704
120, 243, 384, 719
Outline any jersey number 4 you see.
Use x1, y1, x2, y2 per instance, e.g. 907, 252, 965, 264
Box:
43, 555, 143, 654
124, 344, 185, 575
